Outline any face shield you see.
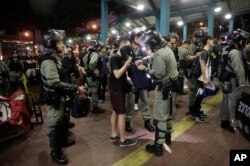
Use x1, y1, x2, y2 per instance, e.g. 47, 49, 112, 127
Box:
227, 29, 249, 47
138, 30, 165, 50
43, 29, 65, 49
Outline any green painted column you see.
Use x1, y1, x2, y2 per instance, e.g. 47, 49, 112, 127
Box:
160, 0, 170, 35
101, 0, 108, 43
183, 23, 188, 41
229, 19, 234, 32
156, 15, 160, 32
208, 6, 214, 37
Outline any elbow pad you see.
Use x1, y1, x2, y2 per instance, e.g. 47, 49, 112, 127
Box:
52, 82, 78, 95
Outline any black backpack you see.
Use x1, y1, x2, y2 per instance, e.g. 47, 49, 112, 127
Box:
188, 49, 210, 78
218, 45, 236, 82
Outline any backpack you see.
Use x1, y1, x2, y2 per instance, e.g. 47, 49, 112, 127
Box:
85, 50, 103, 77
188, 49, 209, 78
131, 64, 155, 91
218, 45, 235, 82
129, 48, 155, 91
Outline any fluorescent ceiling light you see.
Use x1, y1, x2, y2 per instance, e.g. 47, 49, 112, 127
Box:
86, 36, 91, 40
225, 13, 232, 19
68, 39, 73, 43
137, 4, 144, 10
177, 21, 184, 26
125, 22, 131, 27
214, 7, 221, 12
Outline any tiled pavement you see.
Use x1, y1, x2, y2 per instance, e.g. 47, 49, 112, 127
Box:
0, 91, 250, 166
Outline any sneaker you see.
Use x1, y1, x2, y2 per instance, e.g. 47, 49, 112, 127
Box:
110, 136, 120, 142
134, 104, 139, 111
190, 113, 196, 120
198, 111, 207, 118
98, 100, 104, 103
194, 116, 205, 122
119, 139, 137, 147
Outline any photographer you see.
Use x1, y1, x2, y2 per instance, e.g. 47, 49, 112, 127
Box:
40, 29, 85, 165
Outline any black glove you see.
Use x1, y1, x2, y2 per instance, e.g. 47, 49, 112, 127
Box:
52, 81, 78, 95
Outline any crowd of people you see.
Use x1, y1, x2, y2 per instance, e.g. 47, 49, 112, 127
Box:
1, 27, 250, 165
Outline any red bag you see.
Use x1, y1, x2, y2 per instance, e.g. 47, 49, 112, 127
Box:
0, 90, 31, 132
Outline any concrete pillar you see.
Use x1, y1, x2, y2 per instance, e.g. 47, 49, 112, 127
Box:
229, 19, 234, 32
101, 0, 108, 43
208, 6, 214, 37
183, 23, 188, 41
160, 0, 170, 35
156, 15, 160, 32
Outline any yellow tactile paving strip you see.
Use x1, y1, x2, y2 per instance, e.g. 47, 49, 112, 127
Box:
113, 91, 223, 166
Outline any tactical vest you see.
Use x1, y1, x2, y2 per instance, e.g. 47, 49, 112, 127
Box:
218, 45, 236, 82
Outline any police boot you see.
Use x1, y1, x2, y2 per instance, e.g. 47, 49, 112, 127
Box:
68, 122, 75, 129
144, 120, 155, 132
165, 133, 171, 145
48, 128, 68, 165
60, 123, 75, 148
145, 120, 163, 156
145, 143, 163, 156
62, 136, 76, 148
221, 120, 235, 133
125, 120, 132, 132
188, 106, 195, 117
92, 107, 105, 114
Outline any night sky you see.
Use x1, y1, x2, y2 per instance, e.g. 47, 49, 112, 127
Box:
0, 0, 124, 35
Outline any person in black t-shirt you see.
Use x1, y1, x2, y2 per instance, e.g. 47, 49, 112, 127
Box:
192, 36, 214, 122
109, 39, 137, 147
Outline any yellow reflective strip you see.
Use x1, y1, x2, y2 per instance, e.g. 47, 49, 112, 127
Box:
113, 91, 222, 166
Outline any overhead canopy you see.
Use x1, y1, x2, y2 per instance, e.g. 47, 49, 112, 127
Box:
107, 0, 250, 37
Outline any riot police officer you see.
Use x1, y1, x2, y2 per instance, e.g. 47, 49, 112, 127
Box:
220, 29, 248, 131
187, 28, 208, 120
124, 29, 154, 133
40, 29, 85, 165
84, 41, 105, 114
136, 30, 179, 156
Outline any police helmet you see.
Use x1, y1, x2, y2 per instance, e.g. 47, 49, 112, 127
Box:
129, 27, 145, 43
227, 29, 250, 44
138, 30, 165, 50
43, 29, 65, 49
194, 28, 207, 39
89, 40, 99, 48
168, 32, 179, 41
